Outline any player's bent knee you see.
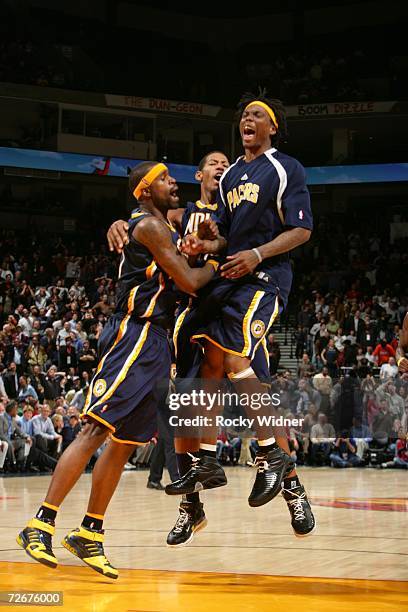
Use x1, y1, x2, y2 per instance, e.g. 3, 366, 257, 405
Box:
79, 420, 110, 441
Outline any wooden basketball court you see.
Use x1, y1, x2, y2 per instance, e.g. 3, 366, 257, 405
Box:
1, 467, 407, 611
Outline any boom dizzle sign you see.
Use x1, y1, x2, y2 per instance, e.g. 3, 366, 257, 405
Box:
286, 100, 396, 118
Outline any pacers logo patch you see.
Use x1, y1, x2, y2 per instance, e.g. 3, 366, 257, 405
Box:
93, 379, 107, 398
251, 320, 265, 338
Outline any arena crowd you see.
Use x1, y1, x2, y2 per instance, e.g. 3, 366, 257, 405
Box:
0, 222, 407, 476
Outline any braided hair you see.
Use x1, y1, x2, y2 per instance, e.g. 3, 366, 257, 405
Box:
236, 88, 288, 146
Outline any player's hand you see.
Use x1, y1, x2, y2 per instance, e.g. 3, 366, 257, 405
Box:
107, 220, 129, 253
197, 218, 219, 241
220, 250, 259, 279
398, 357, 408, 373
180, 235, 207, 256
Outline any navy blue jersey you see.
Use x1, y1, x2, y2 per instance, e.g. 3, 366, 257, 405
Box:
115, 208, 179, 329
216, 148, 313, 305
181, 200, 221, 236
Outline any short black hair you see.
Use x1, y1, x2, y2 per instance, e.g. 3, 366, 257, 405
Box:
128, 161, 157, 198
6, 400, 17, 414
236, 90, 288, 146
197, 151, 228, 171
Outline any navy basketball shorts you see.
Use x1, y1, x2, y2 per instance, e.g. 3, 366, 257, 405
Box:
191, 281, 281, 361
81, 313, 171, 445
174, 298, 271, 382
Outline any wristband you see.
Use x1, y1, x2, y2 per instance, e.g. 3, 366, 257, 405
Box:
207, 259, 219, 272
252, 247, 263, 263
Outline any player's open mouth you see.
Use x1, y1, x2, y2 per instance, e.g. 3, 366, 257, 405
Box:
170, 187, 179, 199
243, 126, 255, 136
214, 172, 223, 183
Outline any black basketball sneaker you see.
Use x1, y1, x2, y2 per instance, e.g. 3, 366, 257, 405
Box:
248, 445, 294, 507
281, 483, 316, 537
17, 517, 58, 568
167, 501, 208, 547
165, 455, 227, 496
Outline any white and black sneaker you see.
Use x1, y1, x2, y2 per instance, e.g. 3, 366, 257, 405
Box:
281, 484, 316, 537
166, 501, 208, 547
248, 445, 294, 507
165, 455, 227, 496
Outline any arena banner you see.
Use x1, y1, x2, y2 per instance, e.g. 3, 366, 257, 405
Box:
105, 94, 221, 117
0, 147, 407, 185
286, 100, 397, 118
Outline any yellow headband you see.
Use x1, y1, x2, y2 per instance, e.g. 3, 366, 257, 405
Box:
133, 163, 168, 199
245, 101, 279, 129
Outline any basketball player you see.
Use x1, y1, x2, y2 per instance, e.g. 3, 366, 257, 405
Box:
107, 138, 316, 544
17, 162, 217, 579
396, 313, 408, 372
169, 92, 316, 538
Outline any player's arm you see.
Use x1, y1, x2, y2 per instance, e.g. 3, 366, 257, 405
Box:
134, 217, 216, 295
396, 313, 408, 372
221, 160, 312, 278
107, 211, 186, 253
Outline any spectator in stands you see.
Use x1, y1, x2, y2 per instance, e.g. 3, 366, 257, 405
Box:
0, 364, 8, 400
18, 375, 38, 402
379, 356, 398, 381
373, 339, 395, 365
31, 403, 62, 458
380, 428, 408, 469
312, 367, 332, 415
376, 382, 404, 419
321, 339, 338, 378
372, 400, 394, 441
61, 413, 81, 452
330, 434, 361, 468
3, 362, 19, 398
58, 335, 77, 371
309, 413, 335, 465
26, 333, 47, 372
298, 353, 314, 378
56, 321, 72, 349
267, 333, 281, 375
0, 400, 31, 471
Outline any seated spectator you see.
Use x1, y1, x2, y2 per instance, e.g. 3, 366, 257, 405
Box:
18, 405, 34, 437
0, 399, 31, 471
380, 357, 398, 381
376, 382, 404, 419
18, 375, 38, 402
373, 339, 395, 365
61, 413, 81, 452
309, 413, 335, 465
381, 428, 408, 469
330, 434, 362, 467
31, 403, 62, 458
